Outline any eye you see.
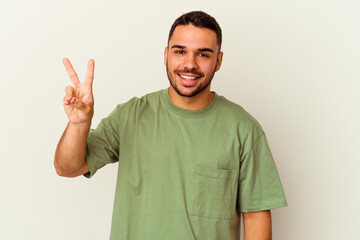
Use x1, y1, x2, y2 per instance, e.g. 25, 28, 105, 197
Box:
199, 53, 209, 58
175, 50, 185, 54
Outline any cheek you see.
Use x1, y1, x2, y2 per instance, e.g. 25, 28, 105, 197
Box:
200, 62, 216, 74
168, 59, 181, 70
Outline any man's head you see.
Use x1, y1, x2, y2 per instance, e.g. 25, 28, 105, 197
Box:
165, 11, 223, 98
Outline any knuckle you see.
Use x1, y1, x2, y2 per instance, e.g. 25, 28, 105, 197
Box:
65, 86, 74, 94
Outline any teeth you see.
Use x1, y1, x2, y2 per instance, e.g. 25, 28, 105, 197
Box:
180, 75, 197, 80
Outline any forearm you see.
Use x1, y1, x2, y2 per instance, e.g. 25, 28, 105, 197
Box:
54, 121, 91, 177
243, 210, 272, 240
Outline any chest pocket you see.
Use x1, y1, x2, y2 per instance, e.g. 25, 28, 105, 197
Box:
189, 164, 238, 219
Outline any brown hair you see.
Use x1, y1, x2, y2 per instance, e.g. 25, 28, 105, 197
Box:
168, 11, 222, 50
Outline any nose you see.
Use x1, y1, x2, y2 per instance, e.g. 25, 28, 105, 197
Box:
184, 53, 198, 70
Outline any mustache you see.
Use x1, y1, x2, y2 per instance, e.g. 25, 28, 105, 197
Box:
174, 69, 204, 77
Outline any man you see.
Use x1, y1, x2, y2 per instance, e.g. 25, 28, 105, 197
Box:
55, 11, 287, 240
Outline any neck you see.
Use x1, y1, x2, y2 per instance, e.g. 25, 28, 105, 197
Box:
168, 86, 214, 110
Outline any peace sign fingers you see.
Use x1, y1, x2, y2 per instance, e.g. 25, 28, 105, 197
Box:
62, 58, 80, 85
84, 59, 95, 86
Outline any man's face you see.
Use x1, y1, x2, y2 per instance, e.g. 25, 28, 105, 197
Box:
165, 24, 223, 97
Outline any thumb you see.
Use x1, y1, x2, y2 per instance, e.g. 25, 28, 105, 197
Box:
74, 99, 93, 115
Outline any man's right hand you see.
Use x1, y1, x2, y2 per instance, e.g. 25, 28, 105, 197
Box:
63, 58, 95, 124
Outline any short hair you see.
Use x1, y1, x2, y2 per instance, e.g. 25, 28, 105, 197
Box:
168, 11, 222, 50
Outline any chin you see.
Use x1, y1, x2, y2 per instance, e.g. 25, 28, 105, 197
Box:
174, 84, 209, 98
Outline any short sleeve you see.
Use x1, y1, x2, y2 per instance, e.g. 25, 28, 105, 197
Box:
238, 134, 287, 212
84, 107, 120, 178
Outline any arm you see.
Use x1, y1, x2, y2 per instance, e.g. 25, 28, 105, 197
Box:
54, 58, 95, 177
242, 210, 272, 240
55, 122, 91, 177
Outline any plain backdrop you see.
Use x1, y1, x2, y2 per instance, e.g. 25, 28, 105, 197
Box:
0, 0, 359, 239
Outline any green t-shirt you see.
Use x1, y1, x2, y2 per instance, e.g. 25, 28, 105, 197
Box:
85, 88, 287, 240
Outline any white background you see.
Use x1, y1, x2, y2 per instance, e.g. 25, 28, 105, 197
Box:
0, 0, 359, 239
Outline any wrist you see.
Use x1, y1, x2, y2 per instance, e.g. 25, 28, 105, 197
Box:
68, 120, 92, 130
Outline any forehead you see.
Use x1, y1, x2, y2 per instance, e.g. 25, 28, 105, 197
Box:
169, 24, 218, 51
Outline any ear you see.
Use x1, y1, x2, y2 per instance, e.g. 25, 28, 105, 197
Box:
164, 47, 168, 66
215, 51, 223, 72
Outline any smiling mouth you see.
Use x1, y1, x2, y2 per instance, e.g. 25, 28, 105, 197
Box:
178, 74, 200, 80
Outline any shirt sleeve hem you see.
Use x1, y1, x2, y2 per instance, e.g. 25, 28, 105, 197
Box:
240, 201, 288, 213
83, 158, 98, 178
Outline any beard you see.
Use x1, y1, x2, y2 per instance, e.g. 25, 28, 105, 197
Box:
166, 62, 216, 98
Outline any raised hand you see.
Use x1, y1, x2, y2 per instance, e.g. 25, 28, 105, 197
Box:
63, 58, 95, 124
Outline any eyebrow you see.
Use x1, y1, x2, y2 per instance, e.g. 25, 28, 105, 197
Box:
198, 48, 214, 53
171, 44, 186, 49
171, 45, 215, 53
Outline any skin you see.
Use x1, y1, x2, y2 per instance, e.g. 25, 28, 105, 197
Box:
164, 24, 223, 110
55, 23, 272, 240
54, 58, 92, 176
243, 210, 272, 240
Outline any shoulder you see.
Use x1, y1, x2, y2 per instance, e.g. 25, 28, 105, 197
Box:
108, 89, 164, 124
113, 89, 164, 112
215, 93, 264, 134
214, 94, 269, 158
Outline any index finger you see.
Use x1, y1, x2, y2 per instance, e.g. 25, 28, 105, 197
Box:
84, 59, 95, 86
62, 58, 80, 85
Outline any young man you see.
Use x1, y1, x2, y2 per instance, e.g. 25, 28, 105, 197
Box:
55, 11, 287, 240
